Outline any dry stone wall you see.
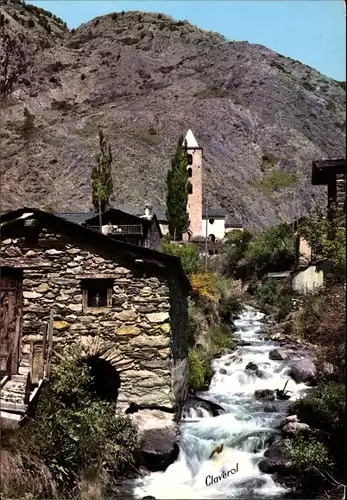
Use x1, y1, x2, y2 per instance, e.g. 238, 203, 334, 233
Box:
0, 229, 189, 414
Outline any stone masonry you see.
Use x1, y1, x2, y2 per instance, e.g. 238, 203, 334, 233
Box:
0, 229, 189, 416
336, 173, 346, 227
187, 147, 203, 238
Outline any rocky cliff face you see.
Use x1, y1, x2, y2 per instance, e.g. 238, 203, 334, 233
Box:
0, 1, 345, 229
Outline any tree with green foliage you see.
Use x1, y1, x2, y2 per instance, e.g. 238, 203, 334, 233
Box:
92, 129, 113, 223
165, 135, 189, 240
246, 223, 295, 273
223, 229, 253, 274
298, 204, 346, 281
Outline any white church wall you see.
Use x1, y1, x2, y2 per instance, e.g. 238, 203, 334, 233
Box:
202, 217, 226, 240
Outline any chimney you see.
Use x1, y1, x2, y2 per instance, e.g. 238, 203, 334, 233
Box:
144, 203, 152, 219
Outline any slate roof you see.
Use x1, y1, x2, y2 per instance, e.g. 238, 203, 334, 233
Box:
202, 207, 226, 218
0, 208, 191, 291
55, 212, 95, 224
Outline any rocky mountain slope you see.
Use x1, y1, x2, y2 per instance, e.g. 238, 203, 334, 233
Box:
0, 0, 345, 229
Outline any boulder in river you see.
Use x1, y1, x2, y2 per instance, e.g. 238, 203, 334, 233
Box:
131, 409, 179, 471
237, 340, 252, 347
246, 362, 258, 371
254, 389, 275, 401
281, 421, 311, 438
289, 359, 317, 384
255, 369, 266, 378
258, 458, 296, 475
269, 349, 288, 361
261, 441, 298, 476
280, 414, 298, 427
220, 368, 227, 375
264, 403, 278, 412
184, 395, 225, 417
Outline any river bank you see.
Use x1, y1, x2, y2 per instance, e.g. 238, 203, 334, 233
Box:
116, 305, 318, 500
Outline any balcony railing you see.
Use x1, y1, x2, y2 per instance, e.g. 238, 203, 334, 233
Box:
88, 224, 144, 236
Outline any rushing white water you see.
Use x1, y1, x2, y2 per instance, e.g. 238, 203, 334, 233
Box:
132, 307, 309, 500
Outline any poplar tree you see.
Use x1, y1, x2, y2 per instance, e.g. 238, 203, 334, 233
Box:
165, 135, 189, 241
92, 129, 113, 224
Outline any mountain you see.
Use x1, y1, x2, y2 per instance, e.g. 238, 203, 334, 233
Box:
0, 0, 345, 230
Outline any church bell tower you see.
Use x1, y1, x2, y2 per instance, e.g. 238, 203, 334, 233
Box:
183, 129, 203, 238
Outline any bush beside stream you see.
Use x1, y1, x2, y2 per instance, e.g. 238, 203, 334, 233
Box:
0, 358, 139, 500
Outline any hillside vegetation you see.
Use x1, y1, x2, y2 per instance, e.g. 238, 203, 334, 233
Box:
0, 0, 345, 229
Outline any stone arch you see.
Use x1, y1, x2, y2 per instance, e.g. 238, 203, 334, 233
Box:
65, 337, 133, 401
209, 234, 216, 242
86, 356, 120, 401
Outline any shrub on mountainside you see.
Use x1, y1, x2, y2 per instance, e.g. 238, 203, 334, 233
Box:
251, 169, 294, 195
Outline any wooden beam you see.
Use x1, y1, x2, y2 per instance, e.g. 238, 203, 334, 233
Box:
24, 371, 31, 405
29, 340, 34, 380
11, 315, 21, 376
39, 323, 48, 380
45, 309, 54, 379
0, 375, 9, 389
31, 345, 42, 385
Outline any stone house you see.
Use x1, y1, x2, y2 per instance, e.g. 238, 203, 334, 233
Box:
0, 208, 190, 417
312, 158, 345, 226
291, 158, 345, 294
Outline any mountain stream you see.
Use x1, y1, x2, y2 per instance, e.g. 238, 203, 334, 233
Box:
131, 307, 310, 499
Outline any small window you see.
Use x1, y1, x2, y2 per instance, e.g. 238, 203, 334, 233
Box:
209, 218, 215, 225
187, 154, 193, 165
188, 167, 192, 178
82, 279, 113, 309
187, 183, 193, 194
209, 234, 216, 242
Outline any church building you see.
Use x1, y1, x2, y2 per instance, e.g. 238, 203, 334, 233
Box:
139, 130, 242, 242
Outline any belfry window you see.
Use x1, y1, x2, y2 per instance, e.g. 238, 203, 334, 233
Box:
187, 154, 193, 165
188, 168, 192, 178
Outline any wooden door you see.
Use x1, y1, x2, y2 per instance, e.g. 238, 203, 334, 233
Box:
0, 268, 23, 377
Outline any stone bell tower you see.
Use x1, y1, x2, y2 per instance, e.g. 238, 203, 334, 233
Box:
183, 129, 203, 238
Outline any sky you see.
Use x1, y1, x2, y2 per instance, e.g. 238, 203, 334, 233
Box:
27, 0, 346, 81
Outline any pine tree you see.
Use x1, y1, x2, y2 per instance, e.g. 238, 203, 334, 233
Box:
165, 135, 189, 241
92, 129, 113, 218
